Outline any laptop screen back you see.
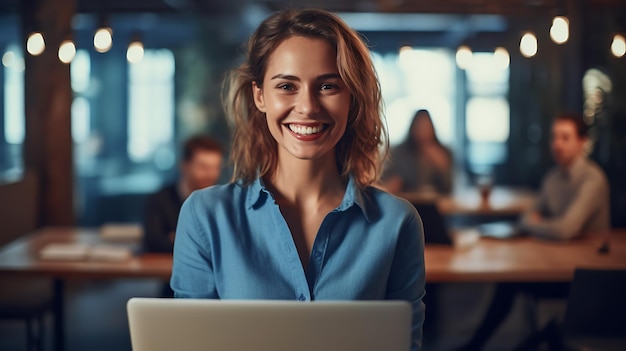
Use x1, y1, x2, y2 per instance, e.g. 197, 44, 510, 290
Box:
127, 298, 412, 351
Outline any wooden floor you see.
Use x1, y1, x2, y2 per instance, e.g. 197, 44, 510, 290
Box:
0, 280, 567, 351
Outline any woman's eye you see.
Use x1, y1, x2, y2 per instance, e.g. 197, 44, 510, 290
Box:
277, 84, 294, 91
320, 84, 335, 90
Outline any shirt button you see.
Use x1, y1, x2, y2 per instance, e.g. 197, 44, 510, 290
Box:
298, 294, 306, 301
314, 251, 322, 259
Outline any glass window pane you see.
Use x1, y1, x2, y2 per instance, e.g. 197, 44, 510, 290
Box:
71, 97, 90, 144
466, 52, 509, 96
466, 97, 510, 143
3, 44, 25, 145
374, 48, 455, 147
71, 50, 91, 94
127, 49, 175, 163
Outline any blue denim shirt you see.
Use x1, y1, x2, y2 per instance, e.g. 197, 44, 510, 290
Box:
171, 176, 426, 350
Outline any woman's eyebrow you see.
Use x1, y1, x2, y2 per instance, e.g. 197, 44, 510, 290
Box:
269, 73, 341, 81
316, 73, 341, 81
270, 74, 299, 81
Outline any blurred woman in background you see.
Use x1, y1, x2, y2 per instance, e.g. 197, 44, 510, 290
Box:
384, 109, 453, 195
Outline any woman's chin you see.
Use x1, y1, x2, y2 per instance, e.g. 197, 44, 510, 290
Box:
280, 146, 335, 163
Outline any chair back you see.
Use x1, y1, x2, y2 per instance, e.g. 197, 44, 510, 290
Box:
562, 269, 626, 350
0, 172, 38, 246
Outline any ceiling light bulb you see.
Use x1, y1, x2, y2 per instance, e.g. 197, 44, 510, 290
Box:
456, 45, 473, 70
611, 34, 626, 58
550, 16, 569, 44
94, 27, 113, 53
493, 47, 510, 69
520, 32, 538, 58
127, 41, 144, 63
58, 40, 76, 64
27, 32, 45, 56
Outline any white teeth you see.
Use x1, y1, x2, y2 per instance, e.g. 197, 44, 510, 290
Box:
288, 124, 325, 135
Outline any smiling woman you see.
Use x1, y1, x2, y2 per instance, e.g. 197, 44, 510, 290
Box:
171, 9, 426, 351
252, 36, 351, 165
224, 9, 385, 188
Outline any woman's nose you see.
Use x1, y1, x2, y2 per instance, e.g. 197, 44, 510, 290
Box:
294, 89, 320, 115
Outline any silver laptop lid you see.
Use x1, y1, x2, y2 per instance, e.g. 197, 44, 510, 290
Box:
127, 297, 411, 351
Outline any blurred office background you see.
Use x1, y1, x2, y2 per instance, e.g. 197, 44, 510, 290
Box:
0, 0, 624, 229
0, 1, 625, 350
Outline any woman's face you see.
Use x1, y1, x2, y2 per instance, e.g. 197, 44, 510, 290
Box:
252, 36, 351, 163
412, 115, 436, 145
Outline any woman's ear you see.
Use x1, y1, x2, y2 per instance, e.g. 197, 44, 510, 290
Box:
252, 81, 266, 113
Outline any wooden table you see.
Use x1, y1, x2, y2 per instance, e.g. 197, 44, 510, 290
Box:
0, 227, 171, 279
426, 230, 626, 282
0, 227, 171, 351
1, 227, 625, 350
400, 186, 537, 217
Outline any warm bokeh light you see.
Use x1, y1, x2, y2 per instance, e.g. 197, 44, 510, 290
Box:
397, 47, 412, 69
26, 32, 45, 56
455, 45, 473, 70
611, 34, 626, 58
2, 51, 15, 67
399, 45, 412, 54
550, 16, 569, 44
58, 40, 76, 64
127, 41, 144, 63
94, 27, 113, 53
493, 47, 510, 70
520, 32, 538, 58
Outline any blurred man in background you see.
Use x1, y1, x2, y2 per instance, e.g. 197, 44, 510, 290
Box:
143, 135, 223, 254
520, 113, 610, 239
461, 113, 610, 351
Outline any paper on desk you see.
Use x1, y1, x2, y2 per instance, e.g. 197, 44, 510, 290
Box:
39, 243, 90, 261
100, 224, 143, 241
39, 244, 132, 262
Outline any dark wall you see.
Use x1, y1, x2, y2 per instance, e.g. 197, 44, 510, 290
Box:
583, 6, 626, 227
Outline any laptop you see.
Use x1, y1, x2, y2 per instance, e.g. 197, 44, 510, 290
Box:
127, 298, 412, 351
477, 221, 525, 239
412, 202, 453, 245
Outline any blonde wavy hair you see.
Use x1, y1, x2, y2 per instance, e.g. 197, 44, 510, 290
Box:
223, 8, 387, 188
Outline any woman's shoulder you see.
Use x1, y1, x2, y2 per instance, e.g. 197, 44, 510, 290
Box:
184, 182, 248, 210
190, 182, 238, 199
364, 186, 419, 218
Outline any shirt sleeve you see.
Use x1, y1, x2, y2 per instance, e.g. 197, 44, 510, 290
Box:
519, 176, 549, 225
520, 173, 606, 240
385, 209, 426, 351
170, 193, 219, 298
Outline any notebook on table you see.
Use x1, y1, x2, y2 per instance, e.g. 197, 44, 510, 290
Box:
127, 298, 412, 351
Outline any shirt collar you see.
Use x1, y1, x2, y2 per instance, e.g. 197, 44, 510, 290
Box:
244, 175, 371, 222
337, 175, 371, 222
560, 156, 586, 180
569, 156, 586, 177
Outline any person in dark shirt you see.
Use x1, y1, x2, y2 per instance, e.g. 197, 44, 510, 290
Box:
143, 135, 223, 253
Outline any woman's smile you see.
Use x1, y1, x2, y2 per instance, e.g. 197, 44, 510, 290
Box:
285, 123, 330, 141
